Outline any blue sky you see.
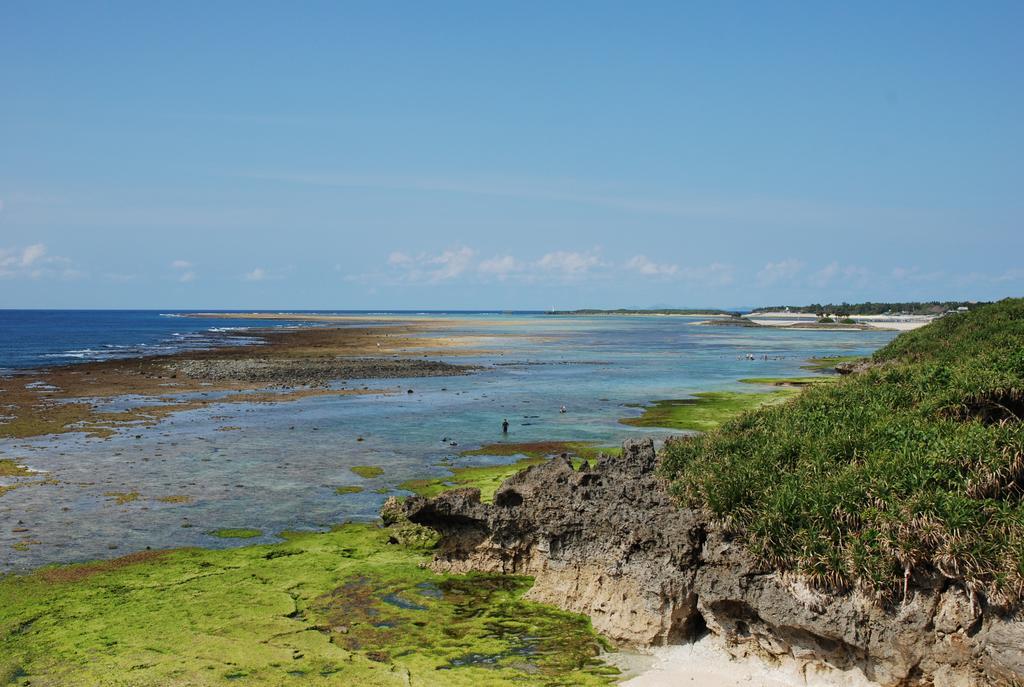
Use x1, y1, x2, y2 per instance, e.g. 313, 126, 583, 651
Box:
2, 2, 1021, 309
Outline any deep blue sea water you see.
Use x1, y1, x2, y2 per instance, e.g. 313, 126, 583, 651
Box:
0, 311, 899, 571
0, 310, 542, 370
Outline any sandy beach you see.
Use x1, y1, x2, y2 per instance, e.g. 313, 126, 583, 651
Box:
743, 312, 935, 331
616, 637, 878, 687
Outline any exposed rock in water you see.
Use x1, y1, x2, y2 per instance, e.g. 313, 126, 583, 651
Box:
398, 438, 1024, 686
169, 357, 474, 386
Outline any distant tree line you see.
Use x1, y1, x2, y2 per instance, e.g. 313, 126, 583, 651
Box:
752, 301, 988, 316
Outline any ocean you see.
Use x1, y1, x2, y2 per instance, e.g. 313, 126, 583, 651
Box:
0, 310, 897, 571
0, 309, 545, 371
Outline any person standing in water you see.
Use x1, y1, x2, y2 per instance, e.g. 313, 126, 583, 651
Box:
502, 419, 509, 434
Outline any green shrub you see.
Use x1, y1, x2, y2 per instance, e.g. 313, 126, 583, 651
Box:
662, 298, 1024, 602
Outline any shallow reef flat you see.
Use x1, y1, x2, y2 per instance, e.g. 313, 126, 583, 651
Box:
0, 323, 477, 441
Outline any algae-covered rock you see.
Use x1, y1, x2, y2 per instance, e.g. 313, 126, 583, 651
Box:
380, 496, 440, 551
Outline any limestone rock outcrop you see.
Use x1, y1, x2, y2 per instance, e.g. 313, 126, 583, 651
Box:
398, 438, 1024, 686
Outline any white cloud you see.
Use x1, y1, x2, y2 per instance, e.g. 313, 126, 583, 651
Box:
623, 255, 736, 285
625, 255, 678, 277
756, 259, 804, 286
20, 243, 46, 266
428, 246, 476, 281
535, 250, 604, 276
170, 259, 197, 283
350, 247, 739, 288
387, 251, 412, 266
478, 255, 524, 280
376, 246, 477, 284
244, 267, 267, 281
0, 243, 79, 280
0, 244, 47, 269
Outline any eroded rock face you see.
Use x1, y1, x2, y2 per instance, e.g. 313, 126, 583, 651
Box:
398, 438, 1024, 686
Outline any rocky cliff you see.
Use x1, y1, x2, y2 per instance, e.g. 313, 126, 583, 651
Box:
396, 438, 1024, 687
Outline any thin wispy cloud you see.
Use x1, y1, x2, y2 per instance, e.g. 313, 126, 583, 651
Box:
890, 266, 945, 283
756, 259, 804, 286
624, 255, 679, 277
753, 258, 873, 291
810, 261, 870, 289
345, 246, 740, 288
168, 112, 349, 129
379, 247, 477, 284
170, 259, 197, 283
477, 255, 524, 280
235, 170, 932, 228
0, 243, 80, 280
103, 273, 138, 283
535, 250, 605, 277
678, 262, 736, 286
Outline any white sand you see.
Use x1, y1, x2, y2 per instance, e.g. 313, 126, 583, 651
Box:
742, 313, 935, 331
610, 636, 880, 687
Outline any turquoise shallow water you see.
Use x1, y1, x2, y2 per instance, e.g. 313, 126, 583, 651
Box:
0, 314, 897, 572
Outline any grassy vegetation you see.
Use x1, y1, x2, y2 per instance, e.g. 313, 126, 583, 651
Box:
662, 298, 1024, 602
0, 524, 616, 686
401, 442, 620, 501
350, 465, 385, 479
620, 390, 799, 432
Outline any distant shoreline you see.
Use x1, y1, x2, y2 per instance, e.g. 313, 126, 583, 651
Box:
545, 309, 739, 317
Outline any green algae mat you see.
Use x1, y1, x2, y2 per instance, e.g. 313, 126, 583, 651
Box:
400, 441, 619, 502
620, 388, 800, 432
0, 524, 616, 686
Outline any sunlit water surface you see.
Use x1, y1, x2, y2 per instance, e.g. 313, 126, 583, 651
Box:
0, 314, 897, 571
